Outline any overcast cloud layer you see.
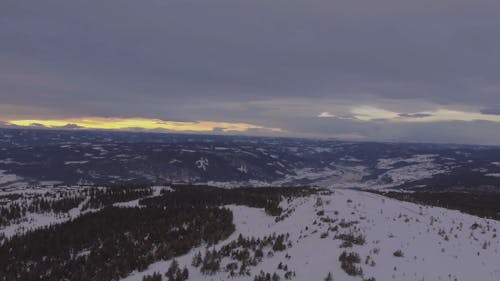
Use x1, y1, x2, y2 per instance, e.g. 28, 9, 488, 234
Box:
1, 0, 500, 144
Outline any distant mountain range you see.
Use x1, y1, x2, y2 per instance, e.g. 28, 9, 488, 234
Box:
1, 128, 500, 192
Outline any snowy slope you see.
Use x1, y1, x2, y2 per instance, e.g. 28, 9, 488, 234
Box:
121, 189, 500, 281
0, 186, 98, 238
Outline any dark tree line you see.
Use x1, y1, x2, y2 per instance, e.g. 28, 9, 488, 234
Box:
0, 185, 154, 227
82, 185, 153, 210
0, 196, 84, 227
0, 205, 234, 281
370, 190, 500, 220
0, 203, 25, 227
142, 185, 314, 216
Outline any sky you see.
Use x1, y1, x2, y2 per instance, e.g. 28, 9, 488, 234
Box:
2, 0, 500, 144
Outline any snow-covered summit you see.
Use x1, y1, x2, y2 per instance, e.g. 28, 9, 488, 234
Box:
122, 189, 500, 281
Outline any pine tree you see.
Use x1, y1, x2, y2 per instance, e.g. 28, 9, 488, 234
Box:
166, 259, 179, 280
192, 251, 202, 267
181, 267, 189, 280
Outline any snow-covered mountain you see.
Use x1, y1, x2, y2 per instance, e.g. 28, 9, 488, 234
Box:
2, 185, 499, 281
124, 189, 500, 281
0, 183, 500, 281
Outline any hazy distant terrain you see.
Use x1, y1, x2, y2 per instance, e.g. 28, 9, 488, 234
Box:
2, 128, 500, 192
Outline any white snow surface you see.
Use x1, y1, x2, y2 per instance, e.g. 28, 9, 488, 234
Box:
120, 189, 500, 281
64, 161, 89, 165
195, 157, 209, 171
0, 170, 25, 187
113, 185, 169, 208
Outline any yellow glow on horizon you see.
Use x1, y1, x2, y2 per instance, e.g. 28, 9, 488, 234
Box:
6, 117, 283, 133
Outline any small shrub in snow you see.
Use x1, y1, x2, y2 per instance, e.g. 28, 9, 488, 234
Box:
338, 220, 359, 228
329, 225, 339, 232
253, 271, 271, 281
324, 272, 333, 281
255, 247, 264, 259
284, 271, 295, 279
339, 251, 361, 263
393, 250, 404, 257
239, 261, 250, 276
272, 235, 287, 251
165, 260, 189, 281
315, 197, 324, 207
334, 232, 366, 246
143, 272, 162, 281
191, 251, 202, 267
339, 251, 363, 276
201, 250, 220, 275
320, 216, 335, 223
226, 262, 238, 271
340, 241, 353, 248
166, 259, 179, 276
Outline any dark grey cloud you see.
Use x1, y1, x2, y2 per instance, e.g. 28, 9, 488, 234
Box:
279, 116, 500, 145
1, 0, 500, 144
480, 108, 500, 116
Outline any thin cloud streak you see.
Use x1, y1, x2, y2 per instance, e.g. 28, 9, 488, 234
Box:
319, 106, 500, 123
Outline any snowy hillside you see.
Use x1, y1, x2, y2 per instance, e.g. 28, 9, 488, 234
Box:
120, 189, 500, 281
